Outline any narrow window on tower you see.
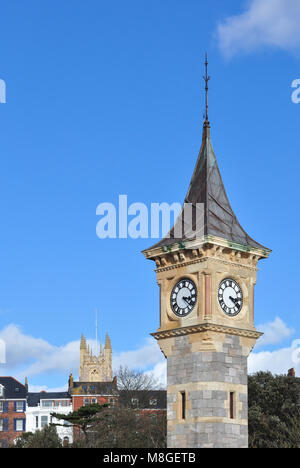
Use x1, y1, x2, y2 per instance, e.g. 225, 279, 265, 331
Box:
229, 392, 235, 419
180, 391, 186, 420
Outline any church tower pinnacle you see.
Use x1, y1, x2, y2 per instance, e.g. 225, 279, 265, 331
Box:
79, 332, 113, 382
143, 56, 271, 448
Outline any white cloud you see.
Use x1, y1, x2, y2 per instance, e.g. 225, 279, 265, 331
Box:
112, 337, 164, 371
217, 0, 300, 58
29, 384, 68, 393
250, 339, 300, 375
256, 317, 294, 348
145, 361, 167, 388
0, 324, 80, 381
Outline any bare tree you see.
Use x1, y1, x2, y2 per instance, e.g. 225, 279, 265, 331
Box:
115, 365, 161, 391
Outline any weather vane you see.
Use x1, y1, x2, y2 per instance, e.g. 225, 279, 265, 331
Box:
203, 53, 210, 127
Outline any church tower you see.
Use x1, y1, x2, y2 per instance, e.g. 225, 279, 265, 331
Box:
79, 332, 112, 382
143, 57, 271, 448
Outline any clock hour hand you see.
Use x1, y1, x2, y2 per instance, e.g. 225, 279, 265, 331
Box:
183, 296, 192, 305
229, 296, 239, 305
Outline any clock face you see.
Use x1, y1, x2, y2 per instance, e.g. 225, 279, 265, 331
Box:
218, 278, 243, 316
170, 278, 197, 317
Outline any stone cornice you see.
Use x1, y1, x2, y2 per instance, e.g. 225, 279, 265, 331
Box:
143, 235, 271, 261
151, 323, 263, 341
154, 255, 258, 273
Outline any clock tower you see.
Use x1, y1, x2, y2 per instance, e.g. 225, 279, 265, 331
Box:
143, 57, 271, 448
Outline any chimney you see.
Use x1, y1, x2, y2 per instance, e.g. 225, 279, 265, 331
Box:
288, 368, 296, 377
68, 373, 74, 389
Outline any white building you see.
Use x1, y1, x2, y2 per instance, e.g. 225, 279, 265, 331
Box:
26, 392, 73, 444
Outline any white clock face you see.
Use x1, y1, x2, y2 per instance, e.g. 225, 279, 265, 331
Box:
218, 278, 243, 316
170, 278, 197, 317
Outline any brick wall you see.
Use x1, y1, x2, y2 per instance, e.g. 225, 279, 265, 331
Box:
0, 400, 26, 447
72, 395, 116, 411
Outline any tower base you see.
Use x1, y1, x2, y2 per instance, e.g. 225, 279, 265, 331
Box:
159, 332, 252, 449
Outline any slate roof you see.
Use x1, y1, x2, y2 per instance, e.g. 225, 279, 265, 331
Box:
146, 125, 270, 252
119, 390, 167, 410
27, 392, 71, 407
70, 381, 119, 396
0, 377, 27, 399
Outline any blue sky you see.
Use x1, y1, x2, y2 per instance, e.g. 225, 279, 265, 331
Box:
0, 0, 300, 390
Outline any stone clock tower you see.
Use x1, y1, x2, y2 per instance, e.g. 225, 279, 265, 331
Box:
143, 58, 271, 448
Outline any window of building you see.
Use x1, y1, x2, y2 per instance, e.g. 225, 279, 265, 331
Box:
180, 392, 186, 420
14, 387, 20, 393
0, 402, 3, 412
91, 398, 97, 404
41, 416, 48, 428
15, 419, 24, 432
0, 419, 8, 431
149, 398, 157, 406
131, 398, 139, 407
109, 398, 115, 406
0, 385, 3, 397
15, 401, 24, 412
63, 437, 69, 448
42, 400, 53, 408
230, 392, 235, 419
83, 398, 90, 406
35, 416, 39, 429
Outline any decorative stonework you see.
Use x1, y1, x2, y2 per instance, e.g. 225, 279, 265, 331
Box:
151, 322, 262, 341
146, 237, 269, 276
79, 333, 112, 382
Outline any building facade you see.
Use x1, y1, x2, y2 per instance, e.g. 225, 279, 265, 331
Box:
26, 391, 73, 444
0, 377, 27, 447
143, 60, 270, 448
69, 379, 119, 411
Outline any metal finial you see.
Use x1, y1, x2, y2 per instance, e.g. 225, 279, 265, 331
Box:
203, 53, 210, 128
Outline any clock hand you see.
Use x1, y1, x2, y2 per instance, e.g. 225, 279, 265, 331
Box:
229, 296, 240, 304
183, 296, 192, 305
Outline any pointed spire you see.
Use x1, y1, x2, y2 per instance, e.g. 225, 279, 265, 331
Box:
144, 56, 269, 253
80, 333, 86, 349
105, 333, 111, 349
